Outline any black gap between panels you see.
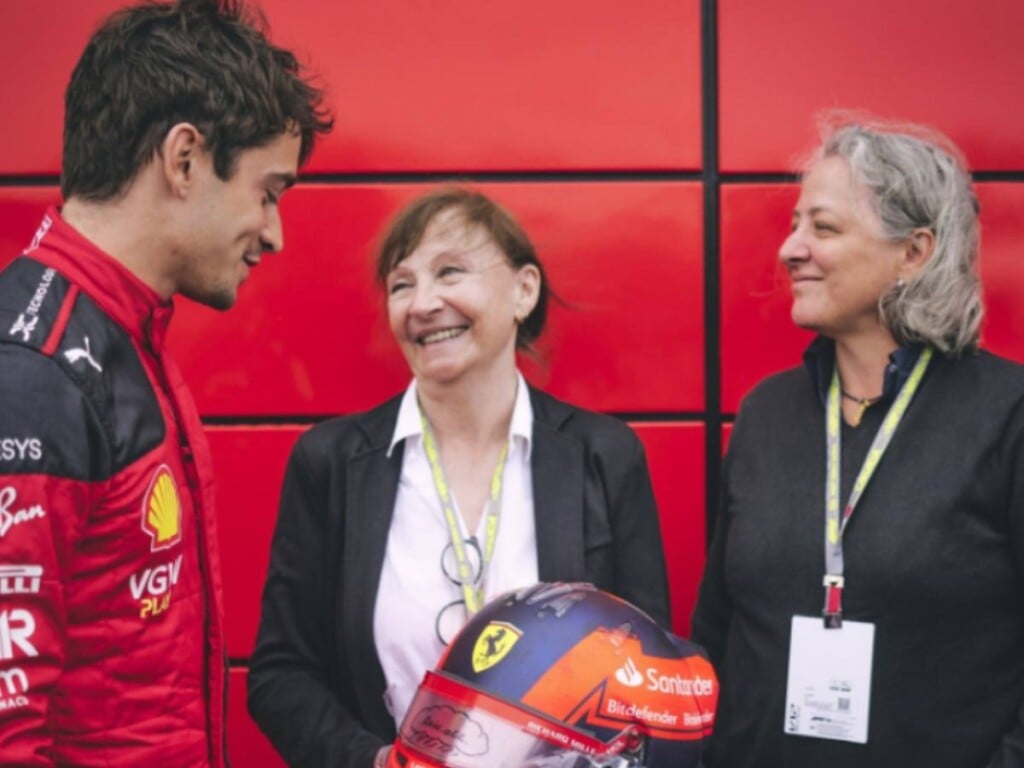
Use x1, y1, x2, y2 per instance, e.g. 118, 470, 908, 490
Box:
701, 0, 722, 554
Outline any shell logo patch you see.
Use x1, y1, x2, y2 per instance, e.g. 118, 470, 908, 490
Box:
471, 621, 522, 673
141, 465, 182, 551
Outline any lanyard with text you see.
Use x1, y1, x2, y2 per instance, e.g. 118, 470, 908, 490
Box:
420, 409, 509, 615
823, 347, 932, 628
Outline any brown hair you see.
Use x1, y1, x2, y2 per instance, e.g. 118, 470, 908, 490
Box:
62, 0, 333, 201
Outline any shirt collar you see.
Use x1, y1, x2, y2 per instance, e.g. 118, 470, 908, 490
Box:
388, 371, 534, 458
803, 335, 925, 408
509, 371, 534, 458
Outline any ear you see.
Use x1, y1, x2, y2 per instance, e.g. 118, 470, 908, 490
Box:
160, 123, 205, 198
899, 227, 935, 281
514, 263, 541, 322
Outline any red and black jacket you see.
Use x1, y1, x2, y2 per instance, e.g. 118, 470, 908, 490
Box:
0, 208, 227, 766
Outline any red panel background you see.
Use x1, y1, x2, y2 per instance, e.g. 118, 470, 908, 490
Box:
633, 423, 705, 637
0, 1, 126, 175
719, 184, 811, 413
719, 0, 1024, 171
249, 0, 701, 172
0, 188, 62, 267
207, 426, 304, 658
0, 184, 703, 415
166, 182, 704, 415
977, 184, 1024, 360
0, 0, 701, 174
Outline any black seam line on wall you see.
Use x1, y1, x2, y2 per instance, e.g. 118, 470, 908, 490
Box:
0, 171, 707, 188
608, 411, 706, 423
0, 175, 59, 187
200, 412, 709, 428
701, 0, 722, 553
973, 171, 1024, 182
298, 170, 703, 184
7, 170, 1023, 188
720, 172, 800, 184
717, 171, 1024, 184
0, 171, 708, 188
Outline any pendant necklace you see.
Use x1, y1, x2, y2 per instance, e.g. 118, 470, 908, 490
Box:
841, 390, 882, 427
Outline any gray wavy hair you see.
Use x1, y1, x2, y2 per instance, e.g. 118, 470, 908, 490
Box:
809, 115, 983, 354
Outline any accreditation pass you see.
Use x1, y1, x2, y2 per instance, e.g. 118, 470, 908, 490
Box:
784, 616, 875, 744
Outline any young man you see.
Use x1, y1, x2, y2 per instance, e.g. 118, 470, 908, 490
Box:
0, 1, 332, 764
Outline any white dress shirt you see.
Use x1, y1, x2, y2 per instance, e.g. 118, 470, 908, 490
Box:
373, 372, 539, 729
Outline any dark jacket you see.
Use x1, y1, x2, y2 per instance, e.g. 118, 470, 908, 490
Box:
248, 387, 669, 768
692, 344, 1024, 768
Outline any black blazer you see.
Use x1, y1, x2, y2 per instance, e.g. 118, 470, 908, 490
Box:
247, 387, 670, 768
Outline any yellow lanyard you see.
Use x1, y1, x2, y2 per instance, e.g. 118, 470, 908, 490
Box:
822, 346, 932, 627
420, 409, 509, 614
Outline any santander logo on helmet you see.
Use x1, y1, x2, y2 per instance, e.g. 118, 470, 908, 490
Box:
615, 658, 644, 688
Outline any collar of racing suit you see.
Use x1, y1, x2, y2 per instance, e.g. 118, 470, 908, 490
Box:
27, 205, 174, 352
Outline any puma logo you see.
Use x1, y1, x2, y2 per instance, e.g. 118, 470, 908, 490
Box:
64, 336, 102, 373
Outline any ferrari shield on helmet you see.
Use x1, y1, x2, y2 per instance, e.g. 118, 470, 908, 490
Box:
387, 582, 718, 768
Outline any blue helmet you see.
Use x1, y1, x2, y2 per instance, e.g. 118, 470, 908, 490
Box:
388, 582, 717, 768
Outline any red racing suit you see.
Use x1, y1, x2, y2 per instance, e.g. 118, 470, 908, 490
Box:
0, 208, 227, 766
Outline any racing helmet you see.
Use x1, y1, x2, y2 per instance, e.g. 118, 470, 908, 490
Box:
387, 582, 717, 768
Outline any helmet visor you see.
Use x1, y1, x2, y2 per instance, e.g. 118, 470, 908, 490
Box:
395, 671, 640, 768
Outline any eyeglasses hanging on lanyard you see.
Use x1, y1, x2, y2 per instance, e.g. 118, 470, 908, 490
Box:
822, 347, 932, 628
420, 408, 509, 616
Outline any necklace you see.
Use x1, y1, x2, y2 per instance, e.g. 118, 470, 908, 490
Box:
840, 390, 883, 427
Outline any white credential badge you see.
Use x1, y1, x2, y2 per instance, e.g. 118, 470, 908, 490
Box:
784, 615, 875, 744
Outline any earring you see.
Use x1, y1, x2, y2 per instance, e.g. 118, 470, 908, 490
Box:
896, 277, 906, 290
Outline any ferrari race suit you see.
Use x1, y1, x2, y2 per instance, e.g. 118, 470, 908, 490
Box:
0, 208, 227, 766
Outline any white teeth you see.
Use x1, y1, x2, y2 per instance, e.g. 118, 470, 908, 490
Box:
420, 327, 466, 344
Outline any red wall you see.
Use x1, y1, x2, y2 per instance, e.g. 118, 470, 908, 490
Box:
1, 1, 1023, 764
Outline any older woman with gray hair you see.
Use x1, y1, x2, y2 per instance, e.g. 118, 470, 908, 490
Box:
692, 116, 1024, 768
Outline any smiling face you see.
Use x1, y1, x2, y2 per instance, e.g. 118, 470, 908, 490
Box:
173, 130, 300, 309
385, 208, 540, 389
778, 155, 907, 340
